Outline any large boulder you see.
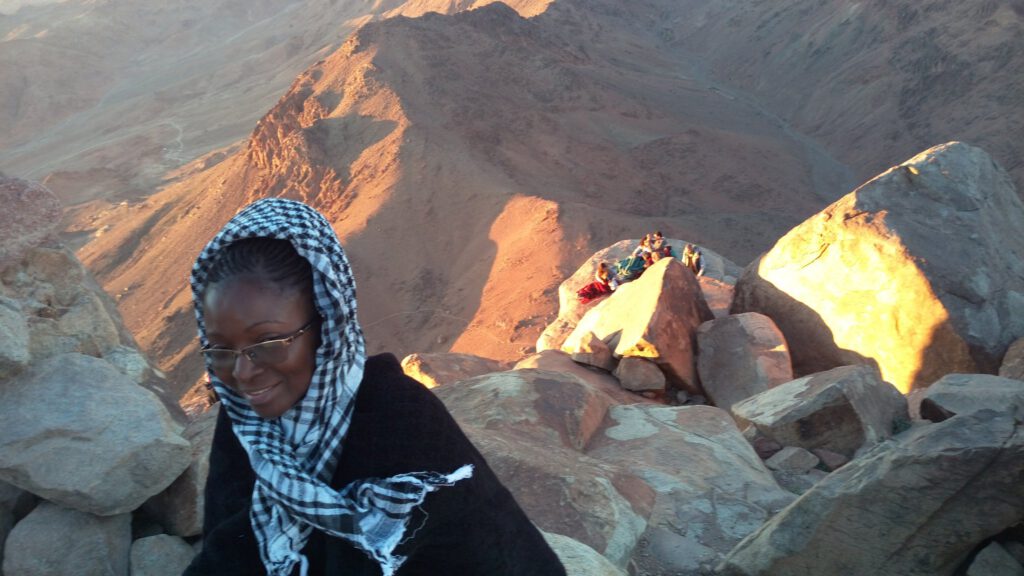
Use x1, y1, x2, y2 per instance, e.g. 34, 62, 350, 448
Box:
731, 142, 1024, 393
434, 369, 654, 567
919, 373, 1024, 422
143, 405, 220, 537
731, 365, 908, 458
588, 405, 794, 575
717, 409, 1024, 576
559, 239, 741, 325
513, 349, 648, 406
0, 353, 191, 516
562, 258, 714, 394
3, 502, 131, 576
400, 352, 508, 388
696, 312, 793, 417
541, 239, 741, 352
0, 176, 62, 268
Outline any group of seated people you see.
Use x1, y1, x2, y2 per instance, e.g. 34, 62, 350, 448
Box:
577, 232, 706, 303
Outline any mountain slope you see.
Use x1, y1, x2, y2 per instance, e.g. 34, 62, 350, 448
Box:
78, 0, 852, 393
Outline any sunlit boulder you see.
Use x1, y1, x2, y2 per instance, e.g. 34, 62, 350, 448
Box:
732, 142, 1024, 392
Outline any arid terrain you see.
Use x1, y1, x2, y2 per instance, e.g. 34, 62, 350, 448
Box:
2, 0, 1022, 396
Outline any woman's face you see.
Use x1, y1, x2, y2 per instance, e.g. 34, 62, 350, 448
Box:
203, 275, 320, 419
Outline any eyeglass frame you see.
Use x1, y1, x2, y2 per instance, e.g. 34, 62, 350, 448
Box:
200, 318, 318, 370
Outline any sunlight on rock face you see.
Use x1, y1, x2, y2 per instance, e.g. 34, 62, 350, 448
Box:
736, 143, 1022, 393
755, 230, 964, 393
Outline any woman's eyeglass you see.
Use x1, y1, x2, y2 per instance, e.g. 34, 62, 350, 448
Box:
201, 319, 317, 371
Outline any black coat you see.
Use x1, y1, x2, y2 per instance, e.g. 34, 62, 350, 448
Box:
184, 353, 566, 576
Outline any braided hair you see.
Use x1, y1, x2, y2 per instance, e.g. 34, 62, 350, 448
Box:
205, 237, 314, 297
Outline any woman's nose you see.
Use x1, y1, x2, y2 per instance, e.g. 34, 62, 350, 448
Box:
232, 352, 262, 382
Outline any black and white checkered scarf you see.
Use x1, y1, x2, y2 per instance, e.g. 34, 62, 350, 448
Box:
190, 198, 472, 576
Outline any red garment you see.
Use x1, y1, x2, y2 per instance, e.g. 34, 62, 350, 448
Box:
577, 280, 613, 304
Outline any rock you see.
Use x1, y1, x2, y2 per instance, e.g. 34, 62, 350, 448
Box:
545, 240, 740, 354
764, 447, 819, 473
772, 468, 828, 496
513, 350, 646, 406
699, 276, 735, 319
3, 502, 130, 576
542, 531, 627, 576
0, 299, 30, 380
103, 344, 158, 384
143, 405, 219, 537
613, 356, 666, 393
750, 436, 783, 461
919, 373, 1024, 422
569, 331, 616, 372
731, 143, 1024, 393
460, 426, 652, 569
717, 409, 1024, 576
732, 365, 909, 458
0, 353, 191, 516
536, 316, 577, 352
1001, 337, 1024, 380
434, 369, 653, 567
967, 541, 1024, 576
696, 312, 793, 417
436, 368, 619, 451
810, 448, 849, 472
400, 352, 507, 388
558, 240, 740, 326
563, 258, 714, 394
0, 176, 62, 268
588, 405, 794, 574
130, 534, 196, 576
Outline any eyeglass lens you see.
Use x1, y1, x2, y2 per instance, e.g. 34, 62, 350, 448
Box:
203, 340, 291, 370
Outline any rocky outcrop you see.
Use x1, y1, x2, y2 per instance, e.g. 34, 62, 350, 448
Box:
0, 177, 195, 571
731, 142, 1024, 393
731, 365, 908, 458
717, 409, 1024, 576
400, 351, 507, 388
919, 373, 1024, 423
966, 542, 1024, 576
0, 177, 62, 270
543, 239, 741, 353
435, 367, 792, 571
696, 312, 793, 417
562, 257, 714, 394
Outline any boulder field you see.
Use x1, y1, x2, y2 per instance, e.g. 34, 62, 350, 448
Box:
3, 142, 1023, 575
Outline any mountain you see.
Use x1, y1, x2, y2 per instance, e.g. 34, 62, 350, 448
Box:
663, 0, 1024, 188
68, 0, 1024, 396
0, 0, 551, 209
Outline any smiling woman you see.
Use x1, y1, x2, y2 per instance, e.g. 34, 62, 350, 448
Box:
185, 198, 565, 576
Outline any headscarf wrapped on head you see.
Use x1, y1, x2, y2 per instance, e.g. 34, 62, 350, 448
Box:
190, 198, 472, 576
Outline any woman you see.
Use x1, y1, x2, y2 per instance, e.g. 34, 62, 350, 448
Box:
576, 261, 617, 304
184, 198, 565, 576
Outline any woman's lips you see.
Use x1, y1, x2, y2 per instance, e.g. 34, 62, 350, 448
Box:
241, 382, 280, 405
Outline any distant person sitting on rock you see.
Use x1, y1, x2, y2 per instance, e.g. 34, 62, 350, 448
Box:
577, 261, 618, 304
682, 243, 705, 276
632, 234, 652, 258
650, 231, 665, 252
184, 198, 565, 576
615, 252, 646, 282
